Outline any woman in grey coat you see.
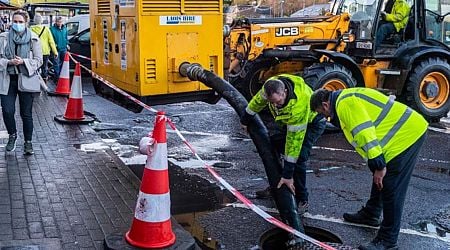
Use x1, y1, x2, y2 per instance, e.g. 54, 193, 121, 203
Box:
0, 10, 42, 155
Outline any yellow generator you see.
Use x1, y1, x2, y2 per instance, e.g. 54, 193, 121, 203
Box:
89, 0, 223, 112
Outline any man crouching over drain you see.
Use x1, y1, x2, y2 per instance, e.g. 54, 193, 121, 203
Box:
241, 74, 326, 248
310, 88, 427, 250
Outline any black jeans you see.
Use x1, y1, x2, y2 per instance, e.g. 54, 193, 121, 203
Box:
375, 22, 396, 48
364, 133, 426, 245
0, 75, 34, 141
271, 115, 327, 204
40, 55, 50, 78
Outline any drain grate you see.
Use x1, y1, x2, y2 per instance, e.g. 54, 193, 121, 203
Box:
288, 242, 355, 250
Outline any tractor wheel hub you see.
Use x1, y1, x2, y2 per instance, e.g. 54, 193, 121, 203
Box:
423, 81, 439, 99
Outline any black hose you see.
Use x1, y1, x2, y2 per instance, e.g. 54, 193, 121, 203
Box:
179, 63, 304, 233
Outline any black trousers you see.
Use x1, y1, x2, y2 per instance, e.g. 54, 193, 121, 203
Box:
365, 133, 426, 245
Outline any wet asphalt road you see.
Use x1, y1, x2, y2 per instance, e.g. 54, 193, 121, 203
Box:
78, 78, 450, 250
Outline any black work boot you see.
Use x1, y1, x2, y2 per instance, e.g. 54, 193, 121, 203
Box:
255, 186, 272, 199
343, 206, 381, 227
286, 234, 305, 250
358, 238, 399, 250
298, 201, 309, 215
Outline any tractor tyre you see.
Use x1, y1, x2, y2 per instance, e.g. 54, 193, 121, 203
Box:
303, 63, 357, 90
405, 58, 450, 122
229, 60, 273, 101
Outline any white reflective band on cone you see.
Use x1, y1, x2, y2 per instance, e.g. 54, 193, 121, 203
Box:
60, 64, 70, 78
147, 143, 168, 171
70, 76, 82, 98
134, 191, 171, 223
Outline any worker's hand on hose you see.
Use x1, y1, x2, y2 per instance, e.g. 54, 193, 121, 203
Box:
240, 112, 254, 132
277, 177, 295, 194
373, 167, 386, 190
240, 111, 253, 126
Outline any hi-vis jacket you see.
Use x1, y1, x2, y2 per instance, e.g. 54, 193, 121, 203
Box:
335, 88, 427, 163
385, 0, 410, 32
246, 74, 317, 166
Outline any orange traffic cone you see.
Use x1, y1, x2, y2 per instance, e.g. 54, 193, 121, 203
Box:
48, 52, 71, 96
54, 62, 94, 124
125, 111, 176, 248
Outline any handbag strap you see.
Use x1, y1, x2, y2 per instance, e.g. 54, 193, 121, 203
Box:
38, 27, 46, 38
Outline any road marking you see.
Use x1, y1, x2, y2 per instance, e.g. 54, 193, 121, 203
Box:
312, 146, 355, 153
227, 203, 450, 244
428, 126, 450, 134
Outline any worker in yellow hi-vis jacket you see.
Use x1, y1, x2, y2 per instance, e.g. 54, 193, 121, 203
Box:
240, 74, 326, 247
310, 88, 428, 250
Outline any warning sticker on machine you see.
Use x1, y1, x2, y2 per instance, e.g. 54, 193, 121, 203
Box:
159, 16, 202, 25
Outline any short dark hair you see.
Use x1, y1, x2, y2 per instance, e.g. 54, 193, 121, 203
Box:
310, 89, 331, 111
264, 78, 285, 97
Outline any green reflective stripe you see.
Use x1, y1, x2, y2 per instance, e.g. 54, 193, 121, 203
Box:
351, 121, 373, 137
362, 140, 380, 153
339, 93, 384, 108
287, 123, 307, 132
245, 106, 256, 115
351, 141, 358, 148
374, 95, 395, 127
285, 156, 298, 163
380, 108, 413, 147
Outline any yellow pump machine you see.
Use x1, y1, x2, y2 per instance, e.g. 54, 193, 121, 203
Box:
89, 0, 223, 112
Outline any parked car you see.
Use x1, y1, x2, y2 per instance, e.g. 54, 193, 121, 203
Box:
66, 14, 89, 39
68, 28, 91, 71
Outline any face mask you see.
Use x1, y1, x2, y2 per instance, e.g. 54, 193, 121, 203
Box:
12, 23, 26, 33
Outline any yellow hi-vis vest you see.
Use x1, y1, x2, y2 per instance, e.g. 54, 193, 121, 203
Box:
246, 74, 318, 164
336, 88, 428, 162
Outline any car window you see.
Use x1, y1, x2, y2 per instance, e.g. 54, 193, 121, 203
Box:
78, 30, 90, 42
66, 22, 79, 36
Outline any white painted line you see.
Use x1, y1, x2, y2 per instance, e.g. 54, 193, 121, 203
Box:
306, 166, 343, 173
312, 146, 355, 153
428, 126, 450, 134
419, 158, 450, 165
227, 203, 450, 244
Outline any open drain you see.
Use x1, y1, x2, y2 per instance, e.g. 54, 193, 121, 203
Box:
259, 227, 355, 250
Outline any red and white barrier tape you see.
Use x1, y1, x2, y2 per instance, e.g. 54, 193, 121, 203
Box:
69, 53, 336, 250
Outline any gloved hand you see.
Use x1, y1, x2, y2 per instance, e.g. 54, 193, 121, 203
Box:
240, 111, 254, 126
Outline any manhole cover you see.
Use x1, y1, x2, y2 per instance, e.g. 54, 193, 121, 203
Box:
260, 226, 356, 250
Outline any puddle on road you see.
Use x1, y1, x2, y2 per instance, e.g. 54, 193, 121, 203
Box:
128, 161, 235, 248
174, 212, 222, 249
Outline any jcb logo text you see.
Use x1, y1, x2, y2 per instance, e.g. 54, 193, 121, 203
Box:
275, 27, 299, 37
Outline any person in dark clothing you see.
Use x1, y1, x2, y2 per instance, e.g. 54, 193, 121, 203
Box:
49, 16, 68, 77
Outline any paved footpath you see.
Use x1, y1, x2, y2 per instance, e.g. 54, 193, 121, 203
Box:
0, 93, 142, 249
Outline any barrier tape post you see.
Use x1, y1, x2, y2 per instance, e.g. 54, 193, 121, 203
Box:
70, 54, 336, 250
